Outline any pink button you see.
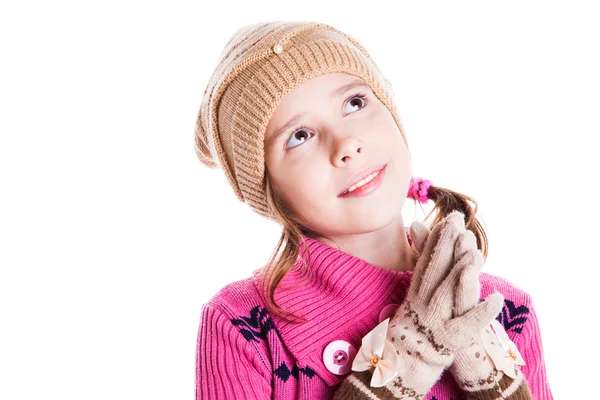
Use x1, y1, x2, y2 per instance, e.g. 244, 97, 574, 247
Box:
379, 303, 401, 323
322, 340, 357, 375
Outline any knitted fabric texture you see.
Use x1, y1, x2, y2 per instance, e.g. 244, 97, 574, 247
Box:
195, 231, 554, 399
335, 212, 506, 398
333, 219, 534, 400
194, 21, 406, 221
334, 369, 533, 400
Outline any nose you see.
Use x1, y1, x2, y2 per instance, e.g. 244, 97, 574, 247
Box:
331, 135, 365, 167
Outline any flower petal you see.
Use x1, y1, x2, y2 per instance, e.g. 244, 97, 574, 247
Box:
490, 319, 526, 367
363, 317, 389, 358
370, 339, 400, 387
381, 338, 400, 369
352, 319, 400, 379
352, 346, 374, 372
481, 324, 511, 372
371, 365, 398, 388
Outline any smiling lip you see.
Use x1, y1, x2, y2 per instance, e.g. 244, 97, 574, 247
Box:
338, 164, 387, 198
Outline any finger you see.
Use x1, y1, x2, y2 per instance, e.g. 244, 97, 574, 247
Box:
445, 210, 468, 230
409, 221, 430, 256
445, 292, 504, 349
418, 212, 466, 302
454, 230, 479, 267
428, 253, 472, 320
453, 251, 482, 316
428, 247, 481, 319
408, 218, 446, 298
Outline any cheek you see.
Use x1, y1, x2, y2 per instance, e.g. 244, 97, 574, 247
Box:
276, 166, 333, 214
284, 165, 327, 198
382, 123, 409, 159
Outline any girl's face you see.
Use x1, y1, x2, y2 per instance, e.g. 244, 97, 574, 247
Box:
264, 72, 412, 238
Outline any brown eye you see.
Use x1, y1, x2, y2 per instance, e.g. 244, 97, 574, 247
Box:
349, 97, 364, 109
343, 94, 368, 114
294, 130, 309, 141
286, 126, 313, 149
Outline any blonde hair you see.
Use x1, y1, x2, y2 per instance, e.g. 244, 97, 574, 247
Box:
255, 170, 489, 325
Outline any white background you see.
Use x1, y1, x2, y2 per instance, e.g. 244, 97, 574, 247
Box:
1, 1, 597, 399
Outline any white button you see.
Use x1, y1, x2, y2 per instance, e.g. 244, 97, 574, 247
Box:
322, 340, 357, 375
273, 44, 283, 54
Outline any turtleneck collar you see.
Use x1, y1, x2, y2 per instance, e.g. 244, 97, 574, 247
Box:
252, 231, 415, 387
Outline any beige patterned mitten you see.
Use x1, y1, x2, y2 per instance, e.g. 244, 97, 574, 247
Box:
448, 229, 534, 399
333, 211, 504, 400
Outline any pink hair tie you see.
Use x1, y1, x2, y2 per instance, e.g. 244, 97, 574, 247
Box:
407, 177, 433, 204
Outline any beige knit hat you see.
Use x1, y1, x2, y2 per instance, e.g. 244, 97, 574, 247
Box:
194, 21, 408, 221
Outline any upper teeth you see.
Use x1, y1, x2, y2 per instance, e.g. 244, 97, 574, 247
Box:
347, 170, 380, 193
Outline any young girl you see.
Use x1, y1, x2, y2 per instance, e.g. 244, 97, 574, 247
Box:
194, 21, 553, 399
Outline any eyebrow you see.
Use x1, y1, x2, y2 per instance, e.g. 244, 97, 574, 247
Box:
266, 79, 370, 148
330, 79, 370, 99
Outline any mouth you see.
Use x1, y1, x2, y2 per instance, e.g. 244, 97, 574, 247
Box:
338, 164, 387, 198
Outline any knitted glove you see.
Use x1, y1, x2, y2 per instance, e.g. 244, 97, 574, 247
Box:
448, 228, 534, 399
333, 211, 504, 400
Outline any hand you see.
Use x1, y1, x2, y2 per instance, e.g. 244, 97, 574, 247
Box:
444, 227, 504, 391
447, 219, 534, 400
383, 211, 504, 397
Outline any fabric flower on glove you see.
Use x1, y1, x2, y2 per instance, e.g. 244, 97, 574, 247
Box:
351, 317, 400, 387
481, 319, 526, 379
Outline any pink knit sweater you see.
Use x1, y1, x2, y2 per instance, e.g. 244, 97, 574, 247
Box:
196, 234, 553, 399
